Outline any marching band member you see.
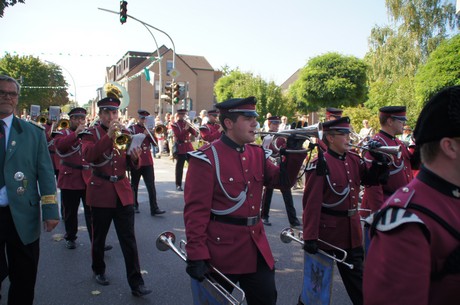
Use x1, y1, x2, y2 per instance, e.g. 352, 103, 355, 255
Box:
364, 85, 460, 305
260, 115, 301, 227
171, 108, 197, 191
302, 117, 388, 305
81, 97, 151, 297
361, 106, 415, 215
53, 107, 92, 250
128, 109, 165, 215
184, 96, 307, 305
199, 109, 223, 143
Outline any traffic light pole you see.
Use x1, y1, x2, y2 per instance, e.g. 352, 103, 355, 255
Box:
98, 7, 177, 116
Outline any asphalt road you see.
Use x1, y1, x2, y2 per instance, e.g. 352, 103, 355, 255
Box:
1, 154, 352, 305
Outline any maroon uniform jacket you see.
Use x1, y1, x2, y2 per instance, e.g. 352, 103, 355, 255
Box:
184, 136, 305, 274
364, 166, 460, 305
45, 123, 60, 171
81, 125, 138, 208
199, 122, 222, 143
171, 120, 197, 154
128, 123, 157, 167
303, 150, 371, 250
54, 129, 90, 189
361, 130, 413, 214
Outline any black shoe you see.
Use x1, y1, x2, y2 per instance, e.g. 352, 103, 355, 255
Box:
65, 240, 76, 249
94, 274, 109, 286
151, 208, 166, 215
131, 285, 152, 297
134, 206, 140, 214
290, 219, 302, 228
104, 245, 113, 251
176, 186, 183, 191
262, 218, 272, 226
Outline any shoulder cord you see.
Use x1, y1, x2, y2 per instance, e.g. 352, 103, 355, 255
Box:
56, 129, 81, 158
89, 127, 113, 168
210, 145, 248, 215
321, 157, 351, 208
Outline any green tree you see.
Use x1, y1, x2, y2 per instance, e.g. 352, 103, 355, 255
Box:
0, 53, 70, 114
214, 70, 294, 120
1, 0, 25, 17
365, 0, 459, 115
288, 52, 368, 113
415, 34, 460, 108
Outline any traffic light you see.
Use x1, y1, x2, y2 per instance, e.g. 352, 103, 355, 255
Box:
164, 84, 172, 103
172, 82, 180, 104
120, 1, 128, 24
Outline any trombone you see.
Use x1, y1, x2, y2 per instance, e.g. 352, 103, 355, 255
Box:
280, 227, 354, 269
156, 231, 245, 305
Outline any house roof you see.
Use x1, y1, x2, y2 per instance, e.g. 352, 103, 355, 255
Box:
179, 55, 214, 71
280, 69, 301, 91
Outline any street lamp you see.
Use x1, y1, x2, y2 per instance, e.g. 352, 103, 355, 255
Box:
45, 60, 77, 105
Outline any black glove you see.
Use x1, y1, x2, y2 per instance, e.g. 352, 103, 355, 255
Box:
186, 260, 209, 282
303, 240, 318, 254
370, 151, 388, 163
366, 140, 382, 150
286, 134, 306, 150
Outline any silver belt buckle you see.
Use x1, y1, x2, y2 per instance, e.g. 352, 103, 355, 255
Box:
247, 216, 259, 226
109, 175, 118, 182
82, 165, 90, 170
347, 209, 357, 216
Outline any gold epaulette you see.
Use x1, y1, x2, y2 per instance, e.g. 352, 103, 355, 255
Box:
41, 194, 57, 204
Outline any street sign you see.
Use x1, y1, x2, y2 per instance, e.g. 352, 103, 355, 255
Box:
168, 69, 180, 78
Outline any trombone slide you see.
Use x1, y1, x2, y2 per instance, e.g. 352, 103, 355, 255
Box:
156, 232, 245, 305
280, 227, 354, 269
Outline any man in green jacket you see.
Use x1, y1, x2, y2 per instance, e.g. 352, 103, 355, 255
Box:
0, 75, 59, 305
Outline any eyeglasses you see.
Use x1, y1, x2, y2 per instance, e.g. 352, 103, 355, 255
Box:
0, 90, 19, 98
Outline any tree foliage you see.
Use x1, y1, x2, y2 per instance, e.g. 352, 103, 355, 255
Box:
365, 0, 459, 115
415, 34, 460, 108
288, 52, 368, 113
0, 53, 70, 114
214, 70, 295, 120
1, 0, 25, 18
385, 0, 460, 59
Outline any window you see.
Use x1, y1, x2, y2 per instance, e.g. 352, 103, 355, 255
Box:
166, 60, 173, 75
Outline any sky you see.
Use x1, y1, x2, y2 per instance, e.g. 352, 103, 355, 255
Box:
0, 0, 390, 105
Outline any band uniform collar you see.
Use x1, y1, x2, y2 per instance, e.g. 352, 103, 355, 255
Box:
417, 165, 460, 199
221, 134, 245, 153
327, 148, 346, 160
379, 130, 396, 141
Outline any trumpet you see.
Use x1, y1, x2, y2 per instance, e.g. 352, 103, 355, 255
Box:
349, 143, 402, 161
185, 119, 201, 133
36, 114, 48, 125
156, 232, 245, 305
57, 118, 70, 130
112, 122, 132, 150
154, 124, 167, 135
280, 227, 354, 269
256, 123, 323, 153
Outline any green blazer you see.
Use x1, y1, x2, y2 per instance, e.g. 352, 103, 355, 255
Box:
4, 116, 59, 245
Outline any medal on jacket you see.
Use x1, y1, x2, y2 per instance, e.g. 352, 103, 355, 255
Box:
14, 172, 24, 181
17, 187, 25, 195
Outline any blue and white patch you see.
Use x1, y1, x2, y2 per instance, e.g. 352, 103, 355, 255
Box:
305, 162, 317, 172
188, 150, 211, 165
373, 207, 424, 232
